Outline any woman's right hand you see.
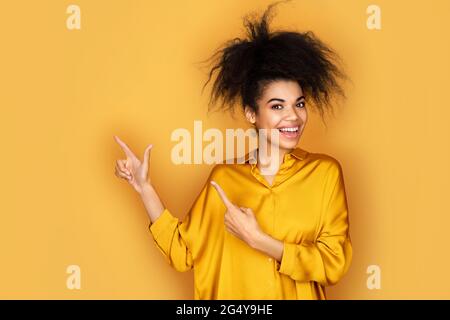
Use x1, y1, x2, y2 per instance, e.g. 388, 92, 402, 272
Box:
114, 135, 153, 195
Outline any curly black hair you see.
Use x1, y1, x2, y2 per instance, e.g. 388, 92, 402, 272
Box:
199, 0, 348, 125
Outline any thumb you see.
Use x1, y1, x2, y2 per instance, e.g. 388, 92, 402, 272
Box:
143, 144, 153, 167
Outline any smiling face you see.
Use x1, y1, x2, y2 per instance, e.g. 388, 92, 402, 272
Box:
245, 79, 307, 153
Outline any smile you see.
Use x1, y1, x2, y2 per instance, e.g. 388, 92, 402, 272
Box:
277, 126, 299, 138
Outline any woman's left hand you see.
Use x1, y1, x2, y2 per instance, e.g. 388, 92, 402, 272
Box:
210, 180, 264, 248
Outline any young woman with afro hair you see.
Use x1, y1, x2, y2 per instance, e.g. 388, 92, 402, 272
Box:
114, 0, 352, 300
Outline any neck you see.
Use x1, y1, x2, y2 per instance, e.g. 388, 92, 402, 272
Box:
257, 144, 292, 175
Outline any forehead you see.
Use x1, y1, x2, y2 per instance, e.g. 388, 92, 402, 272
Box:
259, 79, 303, 99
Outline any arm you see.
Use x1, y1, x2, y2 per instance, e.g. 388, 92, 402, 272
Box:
139, 183, 165, 223
139, 183, 195, 272
147, 206, 194, 273
209, 161, 352, 286
113, 136, 166, 223
113, 136, 208, 272
250, 162, 352, 286
251, 232, 284, 262
139, 174, 218, 272
147, 179, 212, 272
275, 162, 352, 286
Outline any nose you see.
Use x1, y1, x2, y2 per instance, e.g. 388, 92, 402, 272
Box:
284, 105, 299, 121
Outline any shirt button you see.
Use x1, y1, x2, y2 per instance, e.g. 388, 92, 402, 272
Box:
268, 258, 272, 262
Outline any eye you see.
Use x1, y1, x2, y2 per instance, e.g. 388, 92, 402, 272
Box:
296, 101, 306, 108
271, 104, 283, 110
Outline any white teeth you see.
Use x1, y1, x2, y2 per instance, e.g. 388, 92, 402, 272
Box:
278, 127, 298, 132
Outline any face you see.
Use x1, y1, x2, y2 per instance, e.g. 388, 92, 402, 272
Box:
245, 79, 307, 152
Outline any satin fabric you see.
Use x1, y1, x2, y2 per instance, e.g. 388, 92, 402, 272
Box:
149, 147, 352, 299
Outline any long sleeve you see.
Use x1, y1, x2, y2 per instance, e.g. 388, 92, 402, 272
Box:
276, 161, 353, 286
148, 172, 213, 273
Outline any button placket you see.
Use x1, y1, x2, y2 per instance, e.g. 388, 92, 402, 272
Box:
250, 163, 273, 189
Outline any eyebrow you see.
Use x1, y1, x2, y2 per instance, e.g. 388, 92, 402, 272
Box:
266, 96, 305, 104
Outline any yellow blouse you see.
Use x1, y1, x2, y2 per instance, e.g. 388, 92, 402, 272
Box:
148, 147, 352, 299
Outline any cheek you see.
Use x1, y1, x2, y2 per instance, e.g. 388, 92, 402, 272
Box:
256, 109, 282, 128
299, 108, 307, 123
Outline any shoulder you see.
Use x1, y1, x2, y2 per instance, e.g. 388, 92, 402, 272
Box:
207, 156, 249, 183
306, 151, 344, 179
208, 162, 240, 178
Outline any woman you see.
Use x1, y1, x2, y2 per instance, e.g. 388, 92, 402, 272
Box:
114, 1, 352, 300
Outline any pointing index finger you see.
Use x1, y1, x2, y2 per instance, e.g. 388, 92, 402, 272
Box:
210, 180, 235, 210
114, 135, 135, 158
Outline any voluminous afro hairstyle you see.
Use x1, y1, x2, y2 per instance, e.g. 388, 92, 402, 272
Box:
200, 0, 348, 124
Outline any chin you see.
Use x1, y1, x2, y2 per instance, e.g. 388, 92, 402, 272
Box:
268, 138, 300, 151
279, 141, 299, 150
278, 133, 301, 150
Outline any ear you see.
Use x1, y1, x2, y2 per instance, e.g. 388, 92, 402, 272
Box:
244, 106, 256, 125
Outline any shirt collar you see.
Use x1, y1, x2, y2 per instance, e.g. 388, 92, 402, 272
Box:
244, 147, 308, 164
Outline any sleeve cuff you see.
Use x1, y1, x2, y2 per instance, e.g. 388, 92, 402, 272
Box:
277, 242, 297, 276
148, 208, 176, 241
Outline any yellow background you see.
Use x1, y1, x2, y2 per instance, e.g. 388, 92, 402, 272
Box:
0, 0, 449, 299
